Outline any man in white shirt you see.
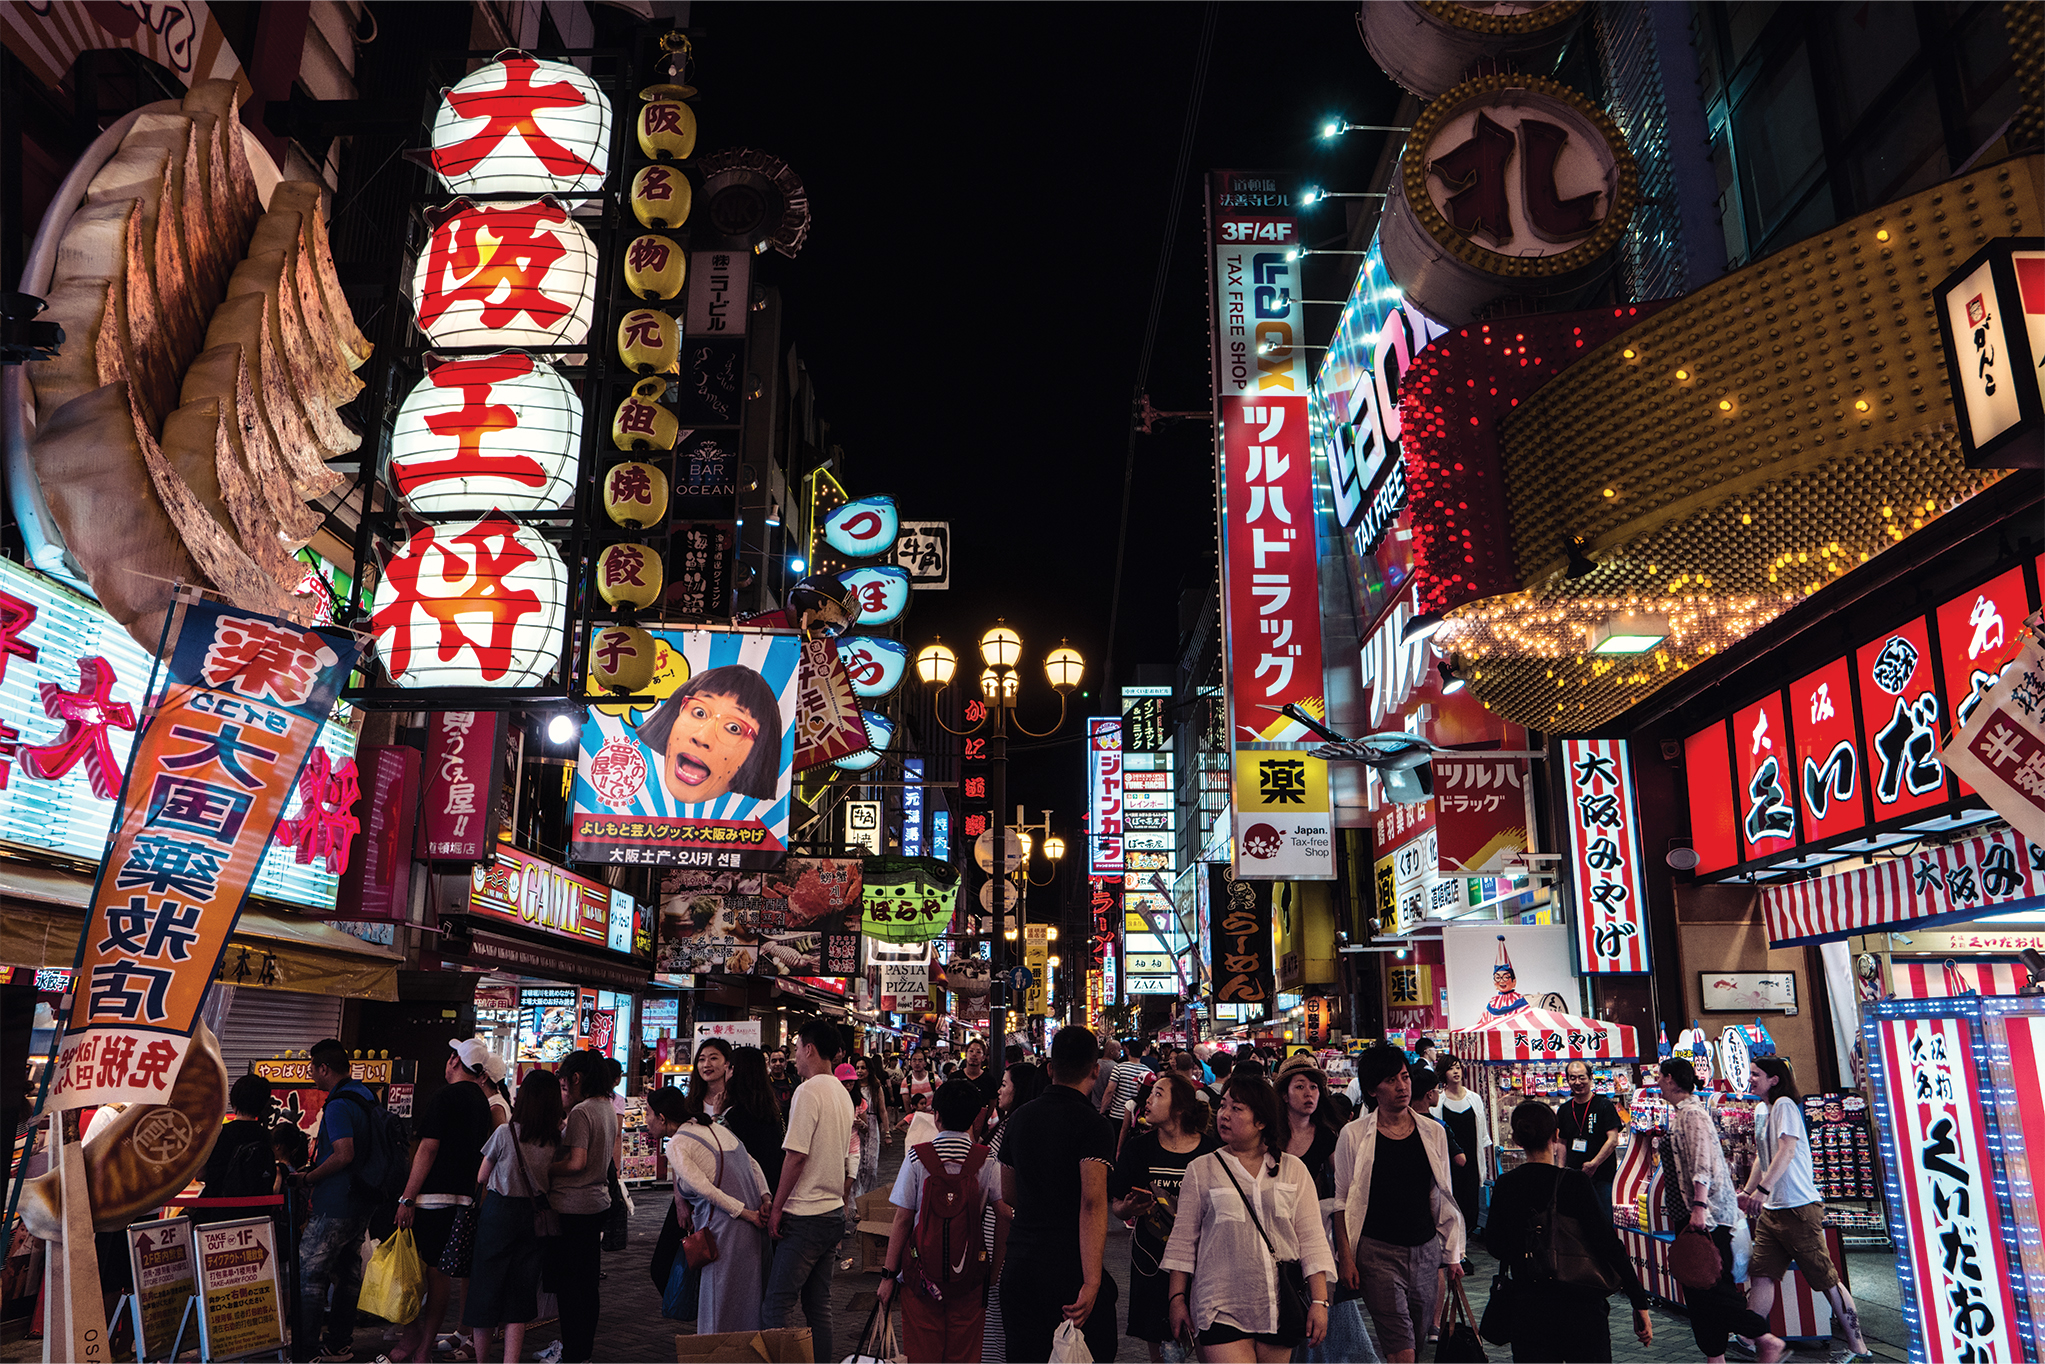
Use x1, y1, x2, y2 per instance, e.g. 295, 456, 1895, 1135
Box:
876, 1079, 1005, 1362
763, 1019, 857, 1351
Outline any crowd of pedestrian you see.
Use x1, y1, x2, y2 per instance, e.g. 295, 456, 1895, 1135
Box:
244, 1022, 1862, 1364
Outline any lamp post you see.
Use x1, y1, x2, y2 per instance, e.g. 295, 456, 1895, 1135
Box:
917, 622, 1082, 1043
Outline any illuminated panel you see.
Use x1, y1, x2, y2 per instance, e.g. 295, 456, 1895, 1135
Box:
1935, 566, 2033, 794
1853, 616, 1950, 822
1683, 721, 1739, 874
1732, 692, 1800, 859
1788, 657, 1867, 843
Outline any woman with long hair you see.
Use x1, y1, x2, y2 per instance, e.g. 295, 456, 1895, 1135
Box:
549, 1050, 616, 1362
685, 1037, 733, 1121
721, 1046, 787, 1193
1164, 1075, 1333, 1361
464, 1071, 564, 1364
1430, 1056, 1489, 1245
666, 1090, 772, 1333
980, 1060, 1050, 1363
1111, 1072, 1219, 1360
855, 1053, 890, 1196
1740, 1057, 1868, 1356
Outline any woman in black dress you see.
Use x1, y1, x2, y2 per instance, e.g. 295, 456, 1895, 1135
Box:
720, 1047, 785, 1191
1110, 1072, 1218, 1359
1429, 1055, 1488, 1242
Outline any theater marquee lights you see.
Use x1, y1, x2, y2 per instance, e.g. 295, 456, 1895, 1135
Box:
1398, 159, 2038, 729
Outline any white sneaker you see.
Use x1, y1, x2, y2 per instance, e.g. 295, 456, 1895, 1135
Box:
536, 1341, 563, 1363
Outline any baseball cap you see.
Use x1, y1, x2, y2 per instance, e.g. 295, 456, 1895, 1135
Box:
833, 1063, 859, 1081
451, 1037, 494, 1074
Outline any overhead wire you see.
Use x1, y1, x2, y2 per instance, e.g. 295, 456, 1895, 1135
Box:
1101, 1, 1218, 702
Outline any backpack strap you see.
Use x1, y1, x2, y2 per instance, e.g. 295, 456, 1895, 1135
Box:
959, 1144, 988, 1182
912, 1141, 946, 1177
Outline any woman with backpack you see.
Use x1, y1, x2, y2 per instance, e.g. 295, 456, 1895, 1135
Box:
1110, 1072, 1218, 1361
464, 1071, 563, 1364
667, 1082, 772, 1333
1163, 1075, 1333, 1360
1483, 1100, 1652, 1362
875, 1079, 1004, 1363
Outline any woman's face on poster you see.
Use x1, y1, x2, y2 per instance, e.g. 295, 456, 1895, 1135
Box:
660, 690, 760, 803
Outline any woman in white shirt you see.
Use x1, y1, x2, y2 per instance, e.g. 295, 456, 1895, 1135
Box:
1164, 1075, 1333, 1361
668, 1108, 771, 1334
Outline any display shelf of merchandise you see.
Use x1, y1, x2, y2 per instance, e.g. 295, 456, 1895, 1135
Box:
1485, 1060, 1630, 1174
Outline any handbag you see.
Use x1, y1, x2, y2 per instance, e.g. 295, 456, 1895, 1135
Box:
437, 1196, 479, 1277
1477, 1271, 1517, 1346
511, 1124, 561, 1239
1434, 1278, 1488, 1363
679, 1127, 723, 1272
838, 1296, 905, 1364
1529, 1168, 1619, 1294
1669, 1226, 1726, 1289
1212, 1151, 1311, 1341
603, 1160, 630, 1251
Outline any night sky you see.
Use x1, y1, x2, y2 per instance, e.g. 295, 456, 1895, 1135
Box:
689, 3, 1401, 841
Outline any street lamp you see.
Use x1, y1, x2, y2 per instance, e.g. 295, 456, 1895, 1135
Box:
922, 619, 1083, 1041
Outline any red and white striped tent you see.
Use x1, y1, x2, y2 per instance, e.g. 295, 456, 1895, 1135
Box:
1448, 1007, 1639, 1062
1889, 960, 2030, 998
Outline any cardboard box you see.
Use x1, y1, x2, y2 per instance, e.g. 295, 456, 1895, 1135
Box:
852, 1189, 896, 1275
675, 1328, 814, 1362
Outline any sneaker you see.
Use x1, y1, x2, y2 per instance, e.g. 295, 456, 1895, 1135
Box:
536, 1341, 564, 1364
310, 1349, 356, 1363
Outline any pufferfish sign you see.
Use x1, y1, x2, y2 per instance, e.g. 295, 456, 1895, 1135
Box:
570, 628, 801, 869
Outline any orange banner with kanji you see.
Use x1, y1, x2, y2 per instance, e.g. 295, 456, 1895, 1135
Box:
50, 600, 360, 1110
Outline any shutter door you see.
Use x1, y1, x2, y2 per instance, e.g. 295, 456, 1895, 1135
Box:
218, 989, 344, 1078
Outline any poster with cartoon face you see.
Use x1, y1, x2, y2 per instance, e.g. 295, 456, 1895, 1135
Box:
570, 628, 801, 869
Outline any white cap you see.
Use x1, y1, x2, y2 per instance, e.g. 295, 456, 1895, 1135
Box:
451, 1037, 494, 1074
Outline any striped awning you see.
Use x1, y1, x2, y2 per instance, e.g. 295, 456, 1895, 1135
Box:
1889, 960, 2030, 998
1761, 829, 2045, 947
1448, 1006, 1638, 1062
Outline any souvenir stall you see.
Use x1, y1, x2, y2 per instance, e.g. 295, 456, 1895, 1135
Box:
1445, 1007, 1639, 1178
1610, 1024, 1846, 1346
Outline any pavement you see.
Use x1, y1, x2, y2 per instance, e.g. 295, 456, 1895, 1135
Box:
0, 1131, 1911, 1363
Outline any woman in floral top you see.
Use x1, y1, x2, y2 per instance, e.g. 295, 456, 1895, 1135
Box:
1660, 1058, 1783, 1363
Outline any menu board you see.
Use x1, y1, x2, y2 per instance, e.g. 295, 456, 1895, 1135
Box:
196, 1217, 287, 1359
520, 986, 579, 1063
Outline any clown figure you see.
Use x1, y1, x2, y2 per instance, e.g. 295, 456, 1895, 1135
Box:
1482, 935, 1532, 1023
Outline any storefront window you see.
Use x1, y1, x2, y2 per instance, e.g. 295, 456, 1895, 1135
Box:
1734, 43, 1829, 239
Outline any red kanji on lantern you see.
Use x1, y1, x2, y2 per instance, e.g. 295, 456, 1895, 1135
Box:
19, 657, 135, 799
419, 205, 574, 334
603, 545, 651, 588
595, 628, 641, 672
637, 166, 677, 201
370, 515, 554, 683
620, 313, 665, 350
430, 57, 605, 181
273, 747, 362, 873
627, 236, 671, 275
644, 104, 684, 136
616, 399, 661, 438
608, 464, 655, 504
402, 354, 548, 494
200, 616, 339, 707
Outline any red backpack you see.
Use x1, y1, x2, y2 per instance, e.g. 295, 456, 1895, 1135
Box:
908, 1140, 991, 1301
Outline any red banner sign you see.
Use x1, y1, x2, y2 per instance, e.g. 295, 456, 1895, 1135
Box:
1560, 738, 1650, 973
418, 711, 506, 860
336, 746, 419, 921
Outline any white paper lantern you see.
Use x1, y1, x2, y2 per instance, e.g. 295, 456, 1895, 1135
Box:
428, 55, 612, 197
413, 200, 598, 349
370, 512, 568, 688
389, 352, 581, 515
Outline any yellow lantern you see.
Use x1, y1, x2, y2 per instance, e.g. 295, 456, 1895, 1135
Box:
630, 164, 692, 230
636, 86, 698, 160
589, 624, 657, 693
612, 377, 677, 450
617, 308, 679, 374
623, 233, 685, 300
596, 542, 664, 610
603, 460, 670, 528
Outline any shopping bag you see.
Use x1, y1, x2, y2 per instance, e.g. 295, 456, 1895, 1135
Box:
1049, 1319, 1094, 1363
438, 1200, 479, 1277
1433, 1279, 1487, 1363
662, 1255, 702, 1322
837, 1298, 904, 1364
359, 1229, 424, 1325
674, 1327, 813, 1362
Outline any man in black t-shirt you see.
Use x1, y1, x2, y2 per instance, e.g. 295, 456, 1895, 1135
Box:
392, 1038, 499, 1362
960, 1037, 1002, 1111
1553, 1060, 1623, 1217
998, 1026, 1121, 1363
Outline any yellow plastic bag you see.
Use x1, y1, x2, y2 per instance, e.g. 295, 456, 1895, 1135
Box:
359, 1229, 424, 1325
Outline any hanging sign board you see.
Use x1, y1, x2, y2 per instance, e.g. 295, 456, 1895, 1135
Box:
1232, 751, 1335, 880
1931, 237, 2043, 469
126, 1216, 198, 1360
196, 1215, 288, 1359
893, 521, 950, 588
1560, 738, 1650, 974
1088, 718, 1124, 876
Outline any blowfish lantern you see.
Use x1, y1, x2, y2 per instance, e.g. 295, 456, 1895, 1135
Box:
833, 712, 895, 772
370, 513, 567, 688
413, 201, 597, 349
589, 624, 657, 693
428, 54, 612, 196
822, 495, 898, 559
835, 566, 911, 626
835, 635, 909, 700
389, 353, 581, 515
596, 542, 664, 610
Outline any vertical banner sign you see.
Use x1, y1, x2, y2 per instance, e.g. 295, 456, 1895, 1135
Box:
1088, 717, 1124, 876
52, 602, 359, 1109
845, 800, 882, 856
1869, 1014, 2023, 1361
418, 711, 508, 860
337, 745, 420, 921
1206, 863, 1273, 1012
1944, 636, 2045, 846
791, 636, 867, 771
901, 758, 925, 857
1024, 923, 1050, 1017
1207, 171, 1323, 747
1304, 995, 1329, 1047
1560, 738, 1650, 974
1232, 751, 1335, 880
